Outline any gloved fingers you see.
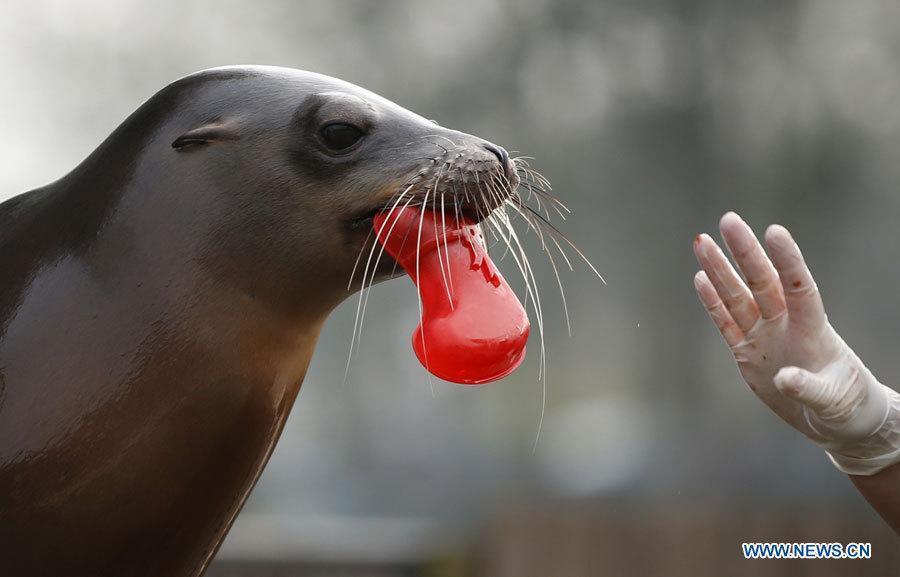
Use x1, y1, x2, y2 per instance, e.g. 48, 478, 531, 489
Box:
774, 366, 833, 413
764, 224, 826, 329
693, 233, 760, 332
719, 212, 787, 321
694, 270, 745, 347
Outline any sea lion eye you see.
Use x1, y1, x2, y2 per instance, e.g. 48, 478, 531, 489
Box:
319, 122, 365, 151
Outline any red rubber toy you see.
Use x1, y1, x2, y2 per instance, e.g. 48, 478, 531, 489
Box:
374, 206, 530, 385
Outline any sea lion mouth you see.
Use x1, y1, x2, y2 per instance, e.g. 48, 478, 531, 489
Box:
347, 200, 484, 233
347, 207, 381, 231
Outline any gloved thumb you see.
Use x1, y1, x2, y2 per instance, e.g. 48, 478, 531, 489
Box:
773, 366, 832, 412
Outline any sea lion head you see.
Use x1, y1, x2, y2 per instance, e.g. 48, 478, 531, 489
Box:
133, 66, 520, 316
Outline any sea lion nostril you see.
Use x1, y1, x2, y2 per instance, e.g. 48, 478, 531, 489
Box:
483, 142, 510, 168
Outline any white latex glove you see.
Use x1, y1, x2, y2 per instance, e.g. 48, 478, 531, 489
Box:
693, 212, 900, 476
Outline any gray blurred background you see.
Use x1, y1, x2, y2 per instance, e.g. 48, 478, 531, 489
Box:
3, 1, 900, 575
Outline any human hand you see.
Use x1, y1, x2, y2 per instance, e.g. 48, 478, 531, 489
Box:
693, 212, 900, 475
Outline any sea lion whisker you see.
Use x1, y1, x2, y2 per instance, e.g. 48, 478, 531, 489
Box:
519, 180, 552, 220
456, 167, 474, 206
344, 189, 414, 386
547, 234, 575, 272
388, 202, 420, 279
518, 180, 552, 203
439, 192, 454, 298
519, 166, 553, 190
516, 168, 552, 195
511, 203, 605, 284
485, 213, 548, 448
357, 207, 414, 352
517, 173, 545, 215
347, 186, 412, 290
481, 186, 503, 237
493, 174, 518, 207
471, 170, 496, 222
515, 181, 569, 216
478, 176, 497, 206
506, 197, 578, 267
501, 199, 539, 242
449, 179, 464, 230
499, 219, 549, 432
486, 179, 513, 223
503, 192, 548, 234
486, 178, 525, 231
499, 201, 572, 337
347, 226, 376, 290
486, 203, 514, 263
428, 169, 454, 308
511, 156, 530, 164
350, 192, 424, 388
502, 195, 546, 251
420, 134, 459, 148
507, 195, 592, 264
413, 188, 436, 397
485, 214, 538, 332
487, 211, 545, 342
503, 195, 575, 274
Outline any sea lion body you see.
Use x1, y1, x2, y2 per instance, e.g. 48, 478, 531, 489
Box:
0, 66, 514, 576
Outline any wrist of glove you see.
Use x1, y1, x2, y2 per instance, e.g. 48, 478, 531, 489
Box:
773, 344, 900, 476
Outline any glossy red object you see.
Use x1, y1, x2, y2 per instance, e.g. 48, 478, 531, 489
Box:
374, 207, 530, 384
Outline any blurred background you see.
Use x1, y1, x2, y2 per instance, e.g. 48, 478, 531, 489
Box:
3, 0, 900, 574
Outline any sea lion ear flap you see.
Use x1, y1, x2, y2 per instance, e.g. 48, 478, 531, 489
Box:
171, 119, 240, 151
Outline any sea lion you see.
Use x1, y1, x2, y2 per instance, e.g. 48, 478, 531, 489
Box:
0, 66, 522, 577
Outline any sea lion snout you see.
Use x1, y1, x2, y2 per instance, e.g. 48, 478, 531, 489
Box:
395, 131, 521, 224
340, 125, 520, 287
